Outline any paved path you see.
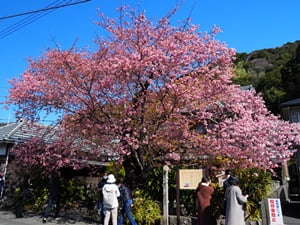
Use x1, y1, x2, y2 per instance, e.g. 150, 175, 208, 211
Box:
0, 211, 97, 225
1, 202, 300, 225
282, 202, 300, 225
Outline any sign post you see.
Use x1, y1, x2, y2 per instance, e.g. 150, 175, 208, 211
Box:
163, 165, 169, 225
176, 169, 204, 225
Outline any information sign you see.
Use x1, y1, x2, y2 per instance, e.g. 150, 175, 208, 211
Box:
267, 198, 284, 225
179, 169, 204, 189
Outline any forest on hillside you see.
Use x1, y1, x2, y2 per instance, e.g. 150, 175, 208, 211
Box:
233, 40, 300, 115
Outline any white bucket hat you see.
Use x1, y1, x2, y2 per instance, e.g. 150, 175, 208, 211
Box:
106, 174, 116, 183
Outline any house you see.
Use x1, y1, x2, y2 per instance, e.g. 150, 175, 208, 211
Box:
0, 120, 39, 180
280, 98, 300, 123
280, 98, 300, 201
0, 120, 110, 198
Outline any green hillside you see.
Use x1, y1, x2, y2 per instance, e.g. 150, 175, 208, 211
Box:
233, 40, 300, 114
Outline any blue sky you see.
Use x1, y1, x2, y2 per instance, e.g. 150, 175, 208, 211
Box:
1, 0, 300, 123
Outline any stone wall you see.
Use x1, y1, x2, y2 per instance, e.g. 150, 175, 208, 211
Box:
166, 216, 260, 225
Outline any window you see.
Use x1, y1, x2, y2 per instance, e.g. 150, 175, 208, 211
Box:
0, 143, 7, 156
290, 110, 300, 123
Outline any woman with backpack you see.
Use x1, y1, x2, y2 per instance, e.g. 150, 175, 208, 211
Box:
102, 174, 120, 225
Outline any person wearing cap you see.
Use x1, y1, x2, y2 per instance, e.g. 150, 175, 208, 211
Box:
102, 174, 120, 225
224, 175, 248, 225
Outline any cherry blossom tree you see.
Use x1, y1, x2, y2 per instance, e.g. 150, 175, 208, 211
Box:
6, 7, 300, 183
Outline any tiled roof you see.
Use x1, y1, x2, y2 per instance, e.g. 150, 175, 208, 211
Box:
280, 98, 300, 107
0, 120, 117, 161
0, 120, 55, 144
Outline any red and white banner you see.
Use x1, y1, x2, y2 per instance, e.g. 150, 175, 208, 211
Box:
267, 198, 284, 225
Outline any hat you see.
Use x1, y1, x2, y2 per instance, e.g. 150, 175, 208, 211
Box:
228, 175, 240, 185
225, 169, 232, 175
106, 174, 116, 183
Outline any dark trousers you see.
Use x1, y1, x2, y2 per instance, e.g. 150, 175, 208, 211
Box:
44, 195, 60, 218
117, 199, 137, 225
15, 189, 30, 218
98, 199, 105, 222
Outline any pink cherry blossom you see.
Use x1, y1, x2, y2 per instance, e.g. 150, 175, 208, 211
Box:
6, 7, 300, 177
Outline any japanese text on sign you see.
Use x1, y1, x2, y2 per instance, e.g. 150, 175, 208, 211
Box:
179, 169, 204, 189
267, 198, 284, 225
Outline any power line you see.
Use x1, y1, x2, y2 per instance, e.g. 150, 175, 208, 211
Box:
0, 0, 91, 39
0, 0, 69, 39
0, 0, 90, 20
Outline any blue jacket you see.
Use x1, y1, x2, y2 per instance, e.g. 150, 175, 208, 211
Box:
119, 184, 132, 203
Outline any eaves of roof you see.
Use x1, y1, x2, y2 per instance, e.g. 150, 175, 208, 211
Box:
280, 98, 300, 108
0, 120, 117, 159
0, 120, 54, 144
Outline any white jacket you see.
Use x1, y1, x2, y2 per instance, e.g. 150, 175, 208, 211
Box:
102, 183, 120, 208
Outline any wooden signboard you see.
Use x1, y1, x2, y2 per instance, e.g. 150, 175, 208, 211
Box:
179, 169, 204, 189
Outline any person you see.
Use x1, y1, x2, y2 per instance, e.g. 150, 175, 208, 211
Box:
117, 181, 137, 225
42, 171, 62, 223
15, 175, 33, 218
102, 174, 120, 225
97, 173, 108, 223
196, 176, 216, 225
225, 175, 248, 225
222, 169, 232, 215
222, 169, 232, 192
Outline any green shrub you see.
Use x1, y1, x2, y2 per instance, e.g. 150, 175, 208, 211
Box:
132, 189, 161, 225
210, 184, 225, 218
235, 168, 272, 221
25, 187, 48, 212
20, 176, 99, 214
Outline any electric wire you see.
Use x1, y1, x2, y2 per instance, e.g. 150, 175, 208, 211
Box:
0, 1, 90, 123
0, 0, 90, 39
0, 0, 71, 39
0, 0, 90, 20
